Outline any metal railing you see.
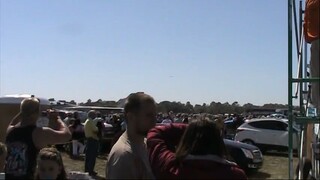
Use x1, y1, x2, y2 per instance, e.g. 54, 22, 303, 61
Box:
288, 0, 320, 179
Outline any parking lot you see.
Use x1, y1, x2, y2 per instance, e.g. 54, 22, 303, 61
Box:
62, 151, 298, 179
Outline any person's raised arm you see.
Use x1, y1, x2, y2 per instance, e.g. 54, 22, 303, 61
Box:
7, 112, 22, 133
68, 125, 74, 134
34, 111, 71, 149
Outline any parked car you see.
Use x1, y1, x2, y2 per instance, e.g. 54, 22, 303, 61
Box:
224, 139, 263, 172
102, 122, 117, 141
235, 118, 300, 152
224, 119, 237, 140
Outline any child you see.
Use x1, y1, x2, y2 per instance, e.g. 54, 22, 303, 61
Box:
35, 148, 67, 180
0, 142, 6, 173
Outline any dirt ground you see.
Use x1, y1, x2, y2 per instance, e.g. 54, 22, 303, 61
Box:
62, 151, 298, 180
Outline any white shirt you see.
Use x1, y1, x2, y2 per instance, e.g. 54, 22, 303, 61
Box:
93, 117, 104, 126
0, 173, 5, 180
161, 119, 172, 124
64, 117, 75, 126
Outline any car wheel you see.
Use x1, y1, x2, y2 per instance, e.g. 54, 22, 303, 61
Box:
242, 139, 255, 145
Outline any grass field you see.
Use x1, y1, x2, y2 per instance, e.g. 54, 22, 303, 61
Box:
62, 151, 298, 179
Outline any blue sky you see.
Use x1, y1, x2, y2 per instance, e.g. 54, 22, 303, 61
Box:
0, 0, 299, 105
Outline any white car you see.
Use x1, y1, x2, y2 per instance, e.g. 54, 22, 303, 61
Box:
235, 118, 300, 152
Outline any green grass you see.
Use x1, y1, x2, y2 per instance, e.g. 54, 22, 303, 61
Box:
62, 151, 298, 180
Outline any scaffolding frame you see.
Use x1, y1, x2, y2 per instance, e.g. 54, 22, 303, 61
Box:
288, 0, 320, 179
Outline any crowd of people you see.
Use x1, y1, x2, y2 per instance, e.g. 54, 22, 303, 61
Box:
1, 98, 71, 179
0, 93, 317, 179
0, 0, 318, 178
0, 97, 100, 179
106, 92, 247, 179
0, 93, 249, 180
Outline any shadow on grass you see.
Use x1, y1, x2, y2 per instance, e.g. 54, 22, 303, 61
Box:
264, 151, 298, 158
93, 175, 106, 180
97, 155, 108, 160
68, 154, 108, 161
248, 171, 271, 179
69, 156, 85, 161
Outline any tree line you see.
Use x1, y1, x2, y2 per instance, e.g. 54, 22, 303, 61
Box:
51, 98, 291, 115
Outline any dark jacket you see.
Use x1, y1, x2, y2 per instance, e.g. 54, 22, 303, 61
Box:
147, 124, 247, 179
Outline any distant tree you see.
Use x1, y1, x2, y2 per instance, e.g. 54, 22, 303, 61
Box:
105, 101, 117, 107
231, 101, 243, 114
86, 99, 92, 105
76, 97, 288, 115
208, 101, 217, 114
96, 99, 103, 103
232, 101, 239, 107
158, 101, 172, 113
262, 103, 288, 109
194, 104, 204, 113
186, 101, 193, 113
243, 103, 254, 109
69, 100, 77, 105
220, 102, 231, 114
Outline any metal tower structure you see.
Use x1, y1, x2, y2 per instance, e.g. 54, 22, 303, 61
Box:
288, 0, 319, 179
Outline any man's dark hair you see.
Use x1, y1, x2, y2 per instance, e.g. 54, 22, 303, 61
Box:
41, 111, 48, 117
96, 111, 102, 118
67, 113, 73, 118
73, 111, 79, 119
124, 92, 155, 118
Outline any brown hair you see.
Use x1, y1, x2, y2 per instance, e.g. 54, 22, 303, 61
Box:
35, 148, 67, 180
124, 92, 155, 120
175, 117, 227, 161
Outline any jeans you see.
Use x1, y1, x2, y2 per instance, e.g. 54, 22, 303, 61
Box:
72, 140, 85, 156
85, 138, 98, 174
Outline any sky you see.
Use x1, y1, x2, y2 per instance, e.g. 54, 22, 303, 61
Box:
0, 0, 301, 106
